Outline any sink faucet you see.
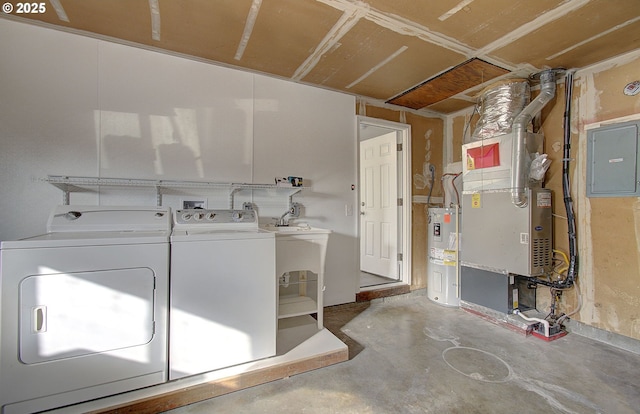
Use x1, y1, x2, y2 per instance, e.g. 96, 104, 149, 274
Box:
276, 208, 292, 226
275, 203, 301, 227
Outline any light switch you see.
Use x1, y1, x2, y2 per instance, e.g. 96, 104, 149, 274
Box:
345, 204, 353, 216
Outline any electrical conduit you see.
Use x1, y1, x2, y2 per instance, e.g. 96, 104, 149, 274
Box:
562, 70, 578, 284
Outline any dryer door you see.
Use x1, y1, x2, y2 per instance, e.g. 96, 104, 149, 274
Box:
19, 268, 155, 364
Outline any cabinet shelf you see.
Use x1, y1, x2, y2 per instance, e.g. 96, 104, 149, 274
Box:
43, 175, 308, 206
278, 296, 319, 319
278, 270, 319, 322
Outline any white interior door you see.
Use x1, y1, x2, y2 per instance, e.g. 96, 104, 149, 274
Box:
360, 132, 398, 278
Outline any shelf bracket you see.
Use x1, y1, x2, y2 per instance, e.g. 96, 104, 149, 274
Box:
288, 188, 302, 206
156, 185, 162, 207
229, 188, 242, 209
62, 185, 70, 205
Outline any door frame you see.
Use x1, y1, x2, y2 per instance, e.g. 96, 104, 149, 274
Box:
357, 115, 412, 291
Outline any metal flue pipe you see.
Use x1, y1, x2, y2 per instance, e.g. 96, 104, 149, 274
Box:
510, 69, 562, 207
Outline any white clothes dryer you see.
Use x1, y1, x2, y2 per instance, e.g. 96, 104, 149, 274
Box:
169, 209, 276, 380
0, 205, 171, 414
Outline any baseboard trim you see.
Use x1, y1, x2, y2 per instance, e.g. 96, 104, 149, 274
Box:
565, 319, 640, 356
459, 300, 640, 355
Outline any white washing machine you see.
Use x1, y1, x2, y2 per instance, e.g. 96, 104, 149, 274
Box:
169, 209, 276, 380
0, 205, 171, 414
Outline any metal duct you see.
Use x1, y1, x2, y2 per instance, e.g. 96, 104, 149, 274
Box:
472, 79, 529, 141
510, 69, 564, 207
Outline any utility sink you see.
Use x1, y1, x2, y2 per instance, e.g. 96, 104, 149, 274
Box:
260, 224, 331, 234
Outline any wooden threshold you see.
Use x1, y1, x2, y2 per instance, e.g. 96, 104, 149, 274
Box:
356, 284, 411, 302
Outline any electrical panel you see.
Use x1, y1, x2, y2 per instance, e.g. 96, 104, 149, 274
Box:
587, 120, 640, 197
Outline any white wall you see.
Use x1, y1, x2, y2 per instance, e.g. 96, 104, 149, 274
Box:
0, 18, 357, 306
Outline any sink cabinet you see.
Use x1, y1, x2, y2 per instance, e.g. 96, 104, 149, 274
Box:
264, 227, 330, 330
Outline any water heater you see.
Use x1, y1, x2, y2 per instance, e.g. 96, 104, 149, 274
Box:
427, 207, 461, 307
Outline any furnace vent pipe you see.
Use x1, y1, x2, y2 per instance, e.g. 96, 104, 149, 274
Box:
510, 69, 562, 207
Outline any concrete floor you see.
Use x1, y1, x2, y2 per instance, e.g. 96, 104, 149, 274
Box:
164, 291, 640, 414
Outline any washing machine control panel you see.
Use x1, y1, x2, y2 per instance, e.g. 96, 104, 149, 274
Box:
174, 209, 258, 228
47, 205, 172, 232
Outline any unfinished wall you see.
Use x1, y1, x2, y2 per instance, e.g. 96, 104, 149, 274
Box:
450, 116, 465, 163
357, 102, 444, 289
449, 111, 480, 162
568, 52, 640, 340
537, 54, 640, 340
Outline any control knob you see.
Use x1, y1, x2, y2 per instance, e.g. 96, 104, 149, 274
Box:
65, 211, 82, 220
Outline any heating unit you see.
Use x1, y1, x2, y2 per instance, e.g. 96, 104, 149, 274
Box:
460, 70, 561, 315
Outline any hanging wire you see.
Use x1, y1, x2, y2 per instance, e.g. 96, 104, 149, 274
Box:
426, 164, 436, 205
562, 70, 578, 284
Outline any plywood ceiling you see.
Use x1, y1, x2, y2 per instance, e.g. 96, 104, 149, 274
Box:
3, 0, 640, 115
388, 58, 509, 109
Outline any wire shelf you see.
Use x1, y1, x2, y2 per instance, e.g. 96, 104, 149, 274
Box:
43, 175, 307, 206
